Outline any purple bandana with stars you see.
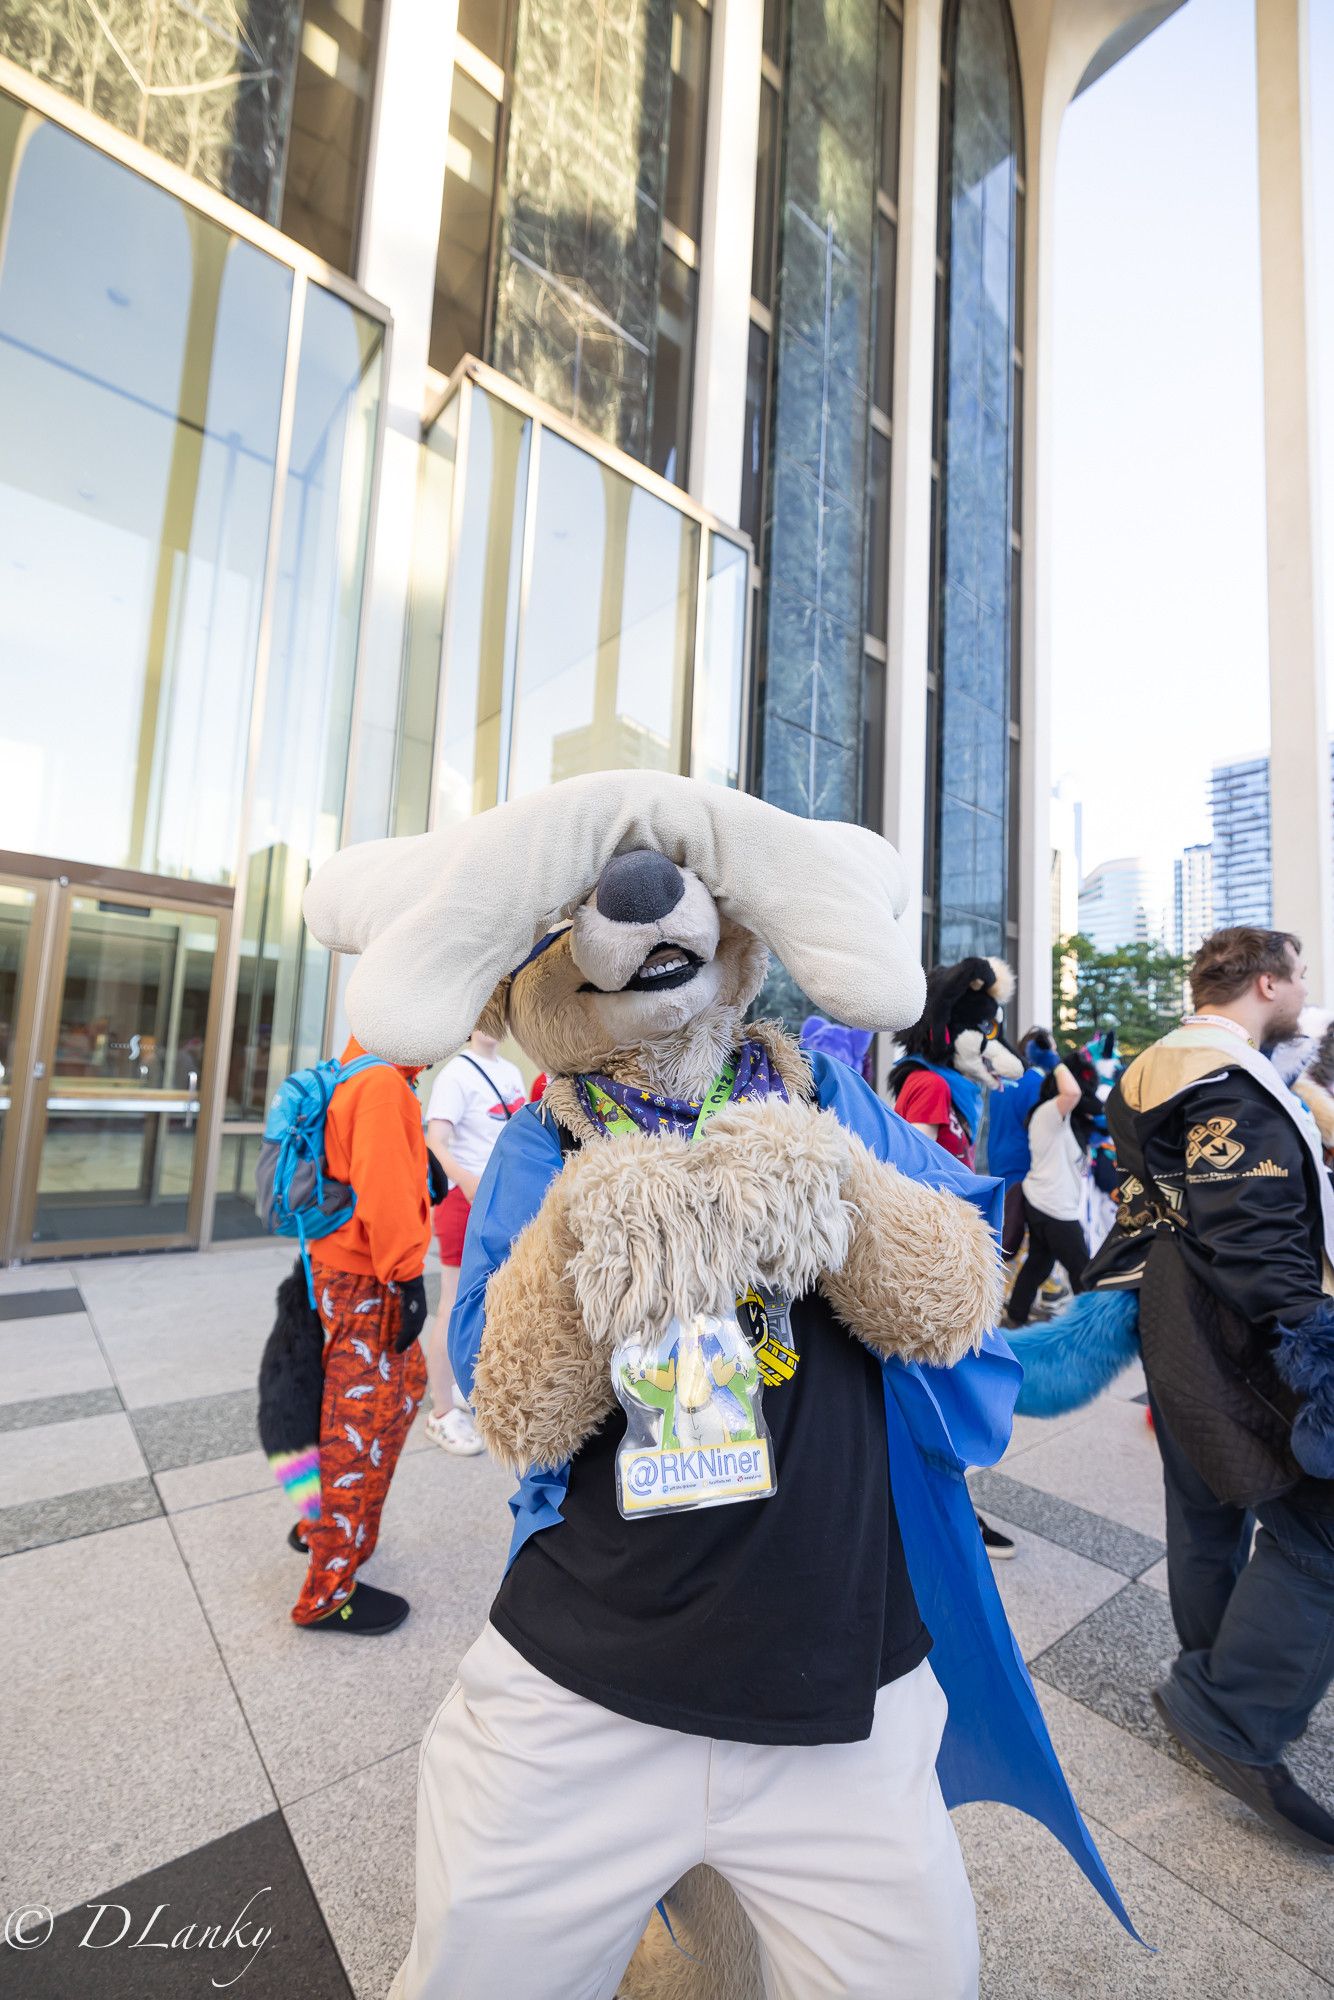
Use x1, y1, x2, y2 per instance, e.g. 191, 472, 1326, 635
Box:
578, 1039, 788, 1139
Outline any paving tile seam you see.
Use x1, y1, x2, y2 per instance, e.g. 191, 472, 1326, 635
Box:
1027, 1582, 1135, 1676
969, 1465, 1166, 1577
151, 1476, 275, 1516
0, 1476, 164, 1558
158, 1504, 290, 1824
0, 1384, 126, 1432
978, 1506, 1142, 1589
1075, 1798, 1334, 1989
280, 1736, 426, 1812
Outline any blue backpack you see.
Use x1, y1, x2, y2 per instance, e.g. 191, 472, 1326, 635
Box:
255, 1053, 388, 1303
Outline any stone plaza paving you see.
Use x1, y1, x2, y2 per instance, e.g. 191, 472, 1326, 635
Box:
2, 1242, 1331, 1997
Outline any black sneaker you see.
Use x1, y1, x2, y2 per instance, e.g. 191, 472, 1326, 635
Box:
288, 1522, 310, 1556
1151, 1687, 1334, 1855
978, 1514, 1016, 1560
302, 1582, 409, 1636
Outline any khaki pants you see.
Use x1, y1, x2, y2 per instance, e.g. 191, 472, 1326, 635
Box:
390, 1622, 978, 2000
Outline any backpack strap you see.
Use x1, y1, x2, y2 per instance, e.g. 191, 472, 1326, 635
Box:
457, 1052, 513, 1117
334, 1052, 390, 1084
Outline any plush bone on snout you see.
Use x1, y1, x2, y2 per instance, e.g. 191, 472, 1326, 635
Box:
570, 867, 721, 993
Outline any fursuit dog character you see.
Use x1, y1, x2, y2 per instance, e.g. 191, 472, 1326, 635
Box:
887, 955, 1024, 1166
303, 772, 1135, 2000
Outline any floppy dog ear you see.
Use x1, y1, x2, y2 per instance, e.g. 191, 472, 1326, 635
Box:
475, 978, 511, 1041
987, 958, 1016, 1005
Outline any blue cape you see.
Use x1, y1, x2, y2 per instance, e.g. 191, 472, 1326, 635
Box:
450, 1051, 1137, 1940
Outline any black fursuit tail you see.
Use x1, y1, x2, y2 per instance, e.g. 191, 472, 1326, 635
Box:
257, 1260, 326, 1457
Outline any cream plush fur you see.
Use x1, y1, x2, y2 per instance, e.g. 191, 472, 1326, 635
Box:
302, 781, 1000, 2000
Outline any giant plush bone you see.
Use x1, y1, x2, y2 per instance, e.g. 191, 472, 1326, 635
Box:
303, 771, 925, 1065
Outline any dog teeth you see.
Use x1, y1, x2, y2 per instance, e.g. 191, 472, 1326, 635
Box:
641, 957, 687, 979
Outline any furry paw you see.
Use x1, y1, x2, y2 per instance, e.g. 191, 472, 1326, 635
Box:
472, 1187, 614, 1473
821, 1144, 1003, 1367
560, 1131, 756, 1344
691, 1098, 856, 1298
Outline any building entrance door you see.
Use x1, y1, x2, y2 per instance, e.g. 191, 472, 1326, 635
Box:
0, 865, 231, 1260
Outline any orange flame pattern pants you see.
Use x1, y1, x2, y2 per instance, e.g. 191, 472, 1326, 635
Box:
292, 1264, 427, 1625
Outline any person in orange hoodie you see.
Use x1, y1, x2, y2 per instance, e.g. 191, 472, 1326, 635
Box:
291, 1037, 433, 1636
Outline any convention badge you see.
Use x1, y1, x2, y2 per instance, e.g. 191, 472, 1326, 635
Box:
737, 1283, 800, 1387
612, 1312, 777, 1519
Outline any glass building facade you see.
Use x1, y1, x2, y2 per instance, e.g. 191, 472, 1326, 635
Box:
0, 72, 385, 1253
0, 0, 1117, 1261
925, 0, 1024, 966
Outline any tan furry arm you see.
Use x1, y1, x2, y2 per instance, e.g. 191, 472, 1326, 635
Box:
561, 1100, 858, 1344
691, 1096, 854, 1299
819, 1140, 1002, 1369
470, 1180, 614, 1475
561, 1127, 755, 1341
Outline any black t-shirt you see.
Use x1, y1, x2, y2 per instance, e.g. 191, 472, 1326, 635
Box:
490, 1288, 930, 1745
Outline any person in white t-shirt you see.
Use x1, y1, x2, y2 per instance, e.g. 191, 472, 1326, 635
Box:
423, 1031, 525, 1453
1003, 1059, 1090, 1328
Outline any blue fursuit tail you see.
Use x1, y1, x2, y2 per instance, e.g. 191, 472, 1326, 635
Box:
1011, 1289, 1141, 1419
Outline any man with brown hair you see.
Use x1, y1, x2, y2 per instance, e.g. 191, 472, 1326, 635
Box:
1086, 926, 1334, 1851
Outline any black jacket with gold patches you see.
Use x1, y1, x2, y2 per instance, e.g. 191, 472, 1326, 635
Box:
1104, 1066, 1328, 1330
1088, 1049, 1331, 1507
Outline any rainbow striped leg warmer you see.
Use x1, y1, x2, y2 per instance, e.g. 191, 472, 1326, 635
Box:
269, 1446, 321, 1520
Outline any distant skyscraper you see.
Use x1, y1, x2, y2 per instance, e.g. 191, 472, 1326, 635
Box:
1050, 779, 1082, 944
1173, 843, 1214, 960
1210, 745, 1334, 929
1210, 758, 1273, 927
1078, 857, 1167, 952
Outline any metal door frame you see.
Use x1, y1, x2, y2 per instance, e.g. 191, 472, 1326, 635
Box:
0, 854, 232, 1262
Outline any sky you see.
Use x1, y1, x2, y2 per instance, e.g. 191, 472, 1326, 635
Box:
1050, 0, 1334, 903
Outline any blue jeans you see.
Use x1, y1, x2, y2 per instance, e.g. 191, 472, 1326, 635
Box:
1149, 1389, 1334, 1764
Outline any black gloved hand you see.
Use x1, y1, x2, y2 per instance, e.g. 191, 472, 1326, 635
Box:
395, 1274, 430, 1353
427, 1152, 449, 1206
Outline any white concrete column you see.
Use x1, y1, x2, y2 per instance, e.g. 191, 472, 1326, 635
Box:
1255, 0, 1333, 996
325, 0, 457, 1056
344, 0, 459, 849
688, 0, 764, 524
1015, 96, 1058, 1036
880, 0, 942, 982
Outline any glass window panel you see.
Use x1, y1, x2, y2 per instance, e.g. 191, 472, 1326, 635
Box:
510, 431, 698, 796
227, 285, 384, 1119
878, 7, 903, 197
762, 0, 785, 67
212, 1131, 267, 1240
692, 535, 749, 789
435, 388, 532, 826
740, 319, 770, 546
0, 101, 290, 883
752, 80, 780, 308
862, 652, 886, 832
650, 246, 697, 487
34, 897, 218, 1246
0, 1, 303, 225
430, 65, 501, 378
395, 403, 460, 836
458, 0, 510, 65
928, 0, 1021, 963
664, 0, 710, 241
0, 883, 37, 1162
872, 211, 896, 416
280, 0, 384, 272
865, 430, 890, 644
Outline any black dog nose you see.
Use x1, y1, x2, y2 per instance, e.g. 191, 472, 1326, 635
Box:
595, 850, 685, 926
